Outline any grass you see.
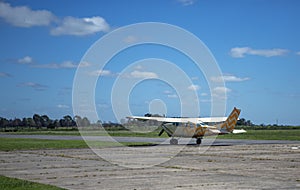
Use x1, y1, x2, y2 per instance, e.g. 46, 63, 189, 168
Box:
0, 138, 153, 151
0, 175, 65, 190
0, 128, 169, 138
1, 129, 300, 141
217, 129, 300, 141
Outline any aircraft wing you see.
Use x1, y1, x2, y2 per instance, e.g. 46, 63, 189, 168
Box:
127, 116, 185, 123
197, 117, 227, 123
126, 116, 227, 124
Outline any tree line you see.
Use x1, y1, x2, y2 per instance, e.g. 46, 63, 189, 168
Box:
0, 114, 90, 130
0, 114, 127, 131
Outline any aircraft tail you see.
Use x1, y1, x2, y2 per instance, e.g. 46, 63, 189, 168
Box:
220, 107, 241, 132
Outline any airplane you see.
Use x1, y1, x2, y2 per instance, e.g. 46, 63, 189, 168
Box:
127, 107, 246, 145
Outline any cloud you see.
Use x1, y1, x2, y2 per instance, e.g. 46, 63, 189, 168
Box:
89, 69, 114, 77
167, 94, 178, 99
34, 61, 77, 69
177, 0, 197, 6
0, 2, 56, 27
57, 104, 69, 109
98, 103, 110, 109
296, 52, 300, 55
17, 56, 33, 64
212, 87, 231, 99
0, 2, 110, 36
191, 76, 199, 80
188, 84, 200, 91
127, 70, 158, 79
18, 82, 48, 91
51, 16, 109, 36
163, 90, 178, 98
33, 61, 90, 69
211, 74, 250, 82
0, 72, 12, 77
213, 86, 231, 93
163, 90, 172, 94
230, 47, 289, 58
123, 35, 138, 44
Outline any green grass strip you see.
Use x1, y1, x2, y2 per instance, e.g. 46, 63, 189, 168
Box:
217, 129, 300, 141
0, 175, 65, 190
0, 138, 153, 151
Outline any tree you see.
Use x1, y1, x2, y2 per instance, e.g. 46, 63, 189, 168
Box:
41, 115, 51, 128
53, 119, 61, 129
60, 115, 75, 128
81, 117, 90, 127
74, 115, 82, 127
33, 114, 42, 129
0, 117, 9, 130
12, 118, 22, 129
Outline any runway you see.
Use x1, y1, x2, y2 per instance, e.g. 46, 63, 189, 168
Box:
1, 143, 299, 189
0, 134, 299, 145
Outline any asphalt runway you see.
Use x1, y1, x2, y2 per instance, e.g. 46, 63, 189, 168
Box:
1, 143, 299, 189
0, 134, 299, 146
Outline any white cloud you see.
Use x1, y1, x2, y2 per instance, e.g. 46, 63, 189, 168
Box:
18, 82, 48, 91
17, 56, 33, 64
212, 87, 231, 100
163, 90, 172, 94
57, 104, 69, 109
0, 2, 110, 36
200, 99, 211, 103
188, 84, 200, 91
296, 52, 300, 55
123, 35, 138, 44
167, 94, 178, 99
98, 103, 110, 109
89, 70, 114, 77
33, 61, 90, 69
200, 93, 208, 96
0, 72, 12, 77
213, 86, 231, 94
128, 70, 158, 79
211, 74, 250, 82
230, 47, 289, 58
51, 16, 109, 36
177, 0, 197, 6
0, 2, 55, 27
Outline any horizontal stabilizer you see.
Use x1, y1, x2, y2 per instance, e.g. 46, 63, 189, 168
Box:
232, 129, 247, 134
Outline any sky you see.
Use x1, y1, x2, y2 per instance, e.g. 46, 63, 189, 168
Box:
0, 0, 299, 125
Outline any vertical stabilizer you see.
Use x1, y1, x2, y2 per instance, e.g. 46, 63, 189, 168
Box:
220, 107, 241, 132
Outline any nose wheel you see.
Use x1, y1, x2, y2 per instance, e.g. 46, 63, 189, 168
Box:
170, 138, 178, 145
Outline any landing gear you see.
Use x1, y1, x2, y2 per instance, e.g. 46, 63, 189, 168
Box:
170, 138, 178, 145
196, 138, 202, 145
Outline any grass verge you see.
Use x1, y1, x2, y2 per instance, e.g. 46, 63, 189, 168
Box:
0, 138, 153, 151
0, 129, 169, 138
0, 175, 64, 190
1, 129, 300, 141
217, 129, 300, 141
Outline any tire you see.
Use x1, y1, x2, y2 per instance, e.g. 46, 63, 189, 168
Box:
196, 138, 202, 145
170, 138, 178, 145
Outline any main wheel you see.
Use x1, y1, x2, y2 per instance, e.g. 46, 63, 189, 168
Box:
170, 138, 178, 145
196, 138, 202, 145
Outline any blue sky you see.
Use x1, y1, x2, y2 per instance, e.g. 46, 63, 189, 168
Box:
0, 0, 299, 125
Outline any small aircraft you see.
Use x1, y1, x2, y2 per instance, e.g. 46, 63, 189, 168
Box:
127, 107, 246, 145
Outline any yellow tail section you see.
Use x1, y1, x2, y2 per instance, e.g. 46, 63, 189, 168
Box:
220, 107, 241, 132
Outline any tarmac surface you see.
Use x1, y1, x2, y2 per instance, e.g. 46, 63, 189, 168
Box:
0, 136, 299, 189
